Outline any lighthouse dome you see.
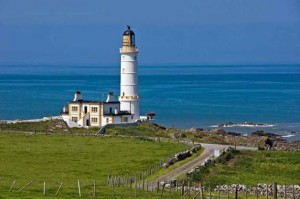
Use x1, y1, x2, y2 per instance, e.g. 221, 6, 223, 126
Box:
123, 25, 135, 36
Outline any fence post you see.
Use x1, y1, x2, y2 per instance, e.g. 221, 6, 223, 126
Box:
274, 183, 278, 199
55, 181, 63, 196
267, 184, 269, 199
235, 185, 238, 199
292, 184, 295, 199
201, 184, 204, 199
18, 180, 33, 192
227, 185, 230, 199
135, 181, 137, 199
181, 181, 185, 197
43, 181, 46, 195
160, 184, 165, 198
188, 181, 190, 196
284, 184, 287, 199
78, 180, 81, 197
157, 181, 160, 193
112, 180, 115, 197
93, 180, 96, 198
256, 184, 259, 199
9, 180, 16, 192
147, 181, 149, 191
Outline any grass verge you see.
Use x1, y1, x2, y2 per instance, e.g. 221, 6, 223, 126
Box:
199, 150, 300, 186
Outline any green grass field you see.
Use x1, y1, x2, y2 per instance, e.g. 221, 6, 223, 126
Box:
199, 150, 300, 186
0, 132, 187, 198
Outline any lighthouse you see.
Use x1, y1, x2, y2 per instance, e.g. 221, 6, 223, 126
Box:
119, 25, 140, 121
61, 25, 154, 128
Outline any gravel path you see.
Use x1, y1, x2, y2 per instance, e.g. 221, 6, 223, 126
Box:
147, 143, 256, 189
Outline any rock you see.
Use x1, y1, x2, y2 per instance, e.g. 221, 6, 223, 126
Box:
210, 128, 226, 135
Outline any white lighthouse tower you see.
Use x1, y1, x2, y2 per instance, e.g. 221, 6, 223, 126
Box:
119, 25, 140, 121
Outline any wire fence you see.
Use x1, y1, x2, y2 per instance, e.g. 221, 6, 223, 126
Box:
1, 178, 298, 198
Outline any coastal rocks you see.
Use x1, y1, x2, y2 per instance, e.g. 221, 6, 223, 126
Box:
162, 144, 201, 168
251, 130, 281, 138
209, 128, 227, 135
217, 122, 273, 128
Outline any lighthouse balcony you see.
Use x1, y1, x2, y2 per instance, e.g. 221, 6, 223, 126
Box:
120, 47, 139, 54
119, 95, 139, 100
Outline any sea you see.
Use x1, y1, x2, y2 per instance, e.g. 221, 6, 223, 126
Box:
0, 64, 300, 141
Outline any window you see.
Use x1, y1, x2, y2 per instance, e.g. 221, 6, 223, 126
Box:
91, 117, 98, 123
106, 118, 110, 123
71, 117, 78, 122
71, 106, 78, 112
121, 117, 128, 123
91, 107, 98, 113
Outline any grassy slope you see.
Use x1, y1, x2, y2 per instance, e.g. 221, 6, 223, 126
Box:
0, 133, 186, 198
106, 123, 169, 137
200, 150, 300, 186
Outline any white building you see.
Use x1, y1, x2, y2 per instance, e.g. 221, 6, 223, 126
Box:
61, 26, 154, 128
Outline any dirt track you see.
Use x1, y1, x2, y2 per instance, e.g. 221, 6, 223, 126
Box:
148, 143, 256, 189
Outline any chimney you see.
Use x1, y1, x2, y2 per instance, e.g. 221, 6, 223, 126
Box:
73, 91, 83, 101
106, 92, 115, 102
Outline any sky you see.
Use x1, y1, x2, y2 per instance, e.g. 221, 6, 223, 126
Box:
0, 0, 300, 66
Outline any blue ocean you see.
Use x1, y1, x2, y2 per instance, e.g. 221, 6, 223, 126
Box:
0, 64, 299, 140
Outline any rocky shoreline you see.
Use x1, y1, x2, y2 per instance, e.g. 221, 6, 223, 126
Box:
178, 126, 300, 151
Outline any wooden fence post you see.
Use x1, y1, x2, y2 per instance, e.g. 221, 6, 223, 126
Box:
9, 180, 16, 192
157, 181, 160, 193
147, 181, 149, 191
256, 184, 259, 199
188, 181, 190, 196
93, 180, 96, 198
227, 185, 230, 199
160, 184, 165, 198
181, 181, 185, 197
112, 180, 115, 197
55, 181, 63, 196
78, 180, 81, 197
135, 181, 137, 199
43, 181, 46, 195
201, 184, 204, 199
274, 183, 278, 199
292, 184, 295, 199
18, 180, 33, 192
284, 184, 287, 199
235, 185, 238, 199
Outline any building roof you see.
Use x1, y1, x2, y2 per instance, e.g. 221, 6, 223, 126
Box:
69, 100, 120, 104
